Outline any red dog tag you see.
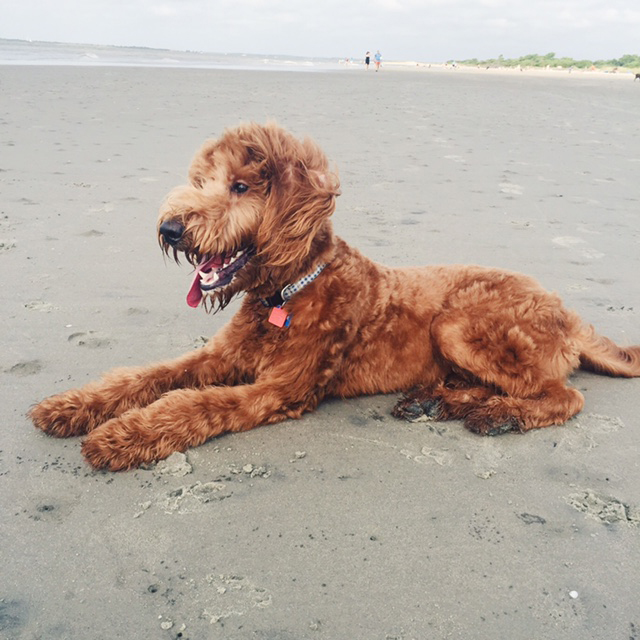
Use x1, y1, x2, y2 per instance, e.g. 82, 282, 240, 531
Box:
268, 306, 291, 328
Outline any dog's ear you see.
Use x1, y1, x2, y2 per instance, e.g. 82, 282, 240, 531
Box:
256, 130, 340, 267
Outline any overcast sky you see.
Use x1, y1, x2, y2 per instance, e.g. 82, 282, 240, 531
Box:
2, 0, 639, 62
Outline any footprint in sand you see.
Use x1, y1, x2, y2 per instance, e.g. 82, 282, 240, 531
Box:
192, 336, 209, 349
400, 445, 453, 467
464, 439, 507, 478
361, 236, 392, 247
89, 203, 114, 214
553, 412, 623, 452
580, 247, 605, 259
18, 493, 78, 523
566, 490, 640, 526
6, 360, 43, 376
0, 213, 13, 229
68, 331, 112, 348
78, 229, 105, 237
499, 182, 523, 195
552, 236, 585, 249
16, 197, 38, 206
510, 220, 533, 230
126, 307, 150, 316
24, 300, 56, 312
154, 481, 232, 515
0, 599, 27, 633
201, 574, 272, 624
552, 236, 605, 260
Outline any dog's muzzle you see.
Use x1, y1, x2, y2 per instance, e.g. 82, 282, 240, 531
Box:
159, 220, 185, 247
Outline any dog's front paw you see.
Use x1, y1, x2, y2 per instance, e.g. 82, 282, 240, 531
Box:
81, 415, 181, 471
82, 420, 150, 471
29, 390, 104, 437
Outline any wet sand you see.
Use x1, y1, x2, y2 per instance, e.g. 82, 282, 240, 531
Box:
1, 65, 640, 639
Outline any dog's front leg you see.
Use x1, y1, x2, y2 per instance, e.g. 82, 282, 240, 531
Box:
30, 325, 244, 437
80, 379, 318, 471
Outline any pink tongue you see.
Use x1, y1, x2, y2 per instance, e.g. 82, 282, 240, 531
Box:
187, 275, 204, 308
186, 255, 224, 308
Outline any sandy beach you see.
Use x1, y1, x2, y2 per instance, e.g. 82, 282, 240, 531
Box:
1, 64, 640, 639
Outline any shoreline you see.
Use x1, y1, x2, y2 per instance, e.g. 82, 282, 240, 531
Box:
3, 39, 638, 78
2, 59, 638, 82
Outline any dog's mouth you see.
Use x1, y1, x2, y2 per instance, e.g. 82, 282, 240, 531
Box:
186, 246, 256, 308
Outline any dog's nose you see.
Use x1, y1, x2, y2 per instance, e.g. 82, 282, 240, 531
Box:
159, 219, 185, 246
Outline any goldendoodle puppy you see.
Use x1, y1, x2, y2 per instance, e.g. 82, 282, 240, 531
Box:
30, 122, 640, 470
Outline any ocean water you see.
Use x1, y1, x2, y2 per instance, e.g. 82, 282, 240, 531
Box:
0, 38, 351, 72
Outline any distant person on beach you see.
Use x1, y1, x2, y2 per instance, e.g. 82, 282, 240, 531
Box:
365, 51, 370, 69
374, 50, 382, 71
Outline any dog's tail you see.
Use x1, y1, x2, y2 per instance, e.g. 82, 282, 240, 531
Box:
578, 325, 640, 377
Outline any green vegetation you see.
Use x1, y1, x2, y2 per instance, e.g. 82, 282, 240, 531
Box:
452, 52, 640, 71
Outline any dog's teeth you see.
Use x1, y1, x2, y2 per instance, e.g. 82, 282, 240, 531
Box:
200, 270, 218, 285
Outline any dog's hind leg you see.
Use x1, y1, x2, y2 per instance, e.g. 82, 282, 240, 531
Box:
462, 381, 584, 435
393, 378, 584, 435
424, 306, 585, 434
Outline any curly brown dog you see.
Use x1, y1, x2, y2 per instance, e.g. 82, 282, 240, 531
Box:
30, 122, 640, 471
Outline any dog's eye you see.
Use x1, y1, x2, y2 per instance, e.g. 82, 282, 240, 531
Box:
231, 182, 249, 194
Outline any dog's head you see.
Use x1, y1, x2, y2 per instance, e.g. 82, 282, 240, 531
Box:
158, 122, 340, 310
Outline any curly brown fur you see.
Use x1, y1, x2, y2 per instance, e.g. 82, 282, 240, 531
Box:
29, 122, 640, 470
